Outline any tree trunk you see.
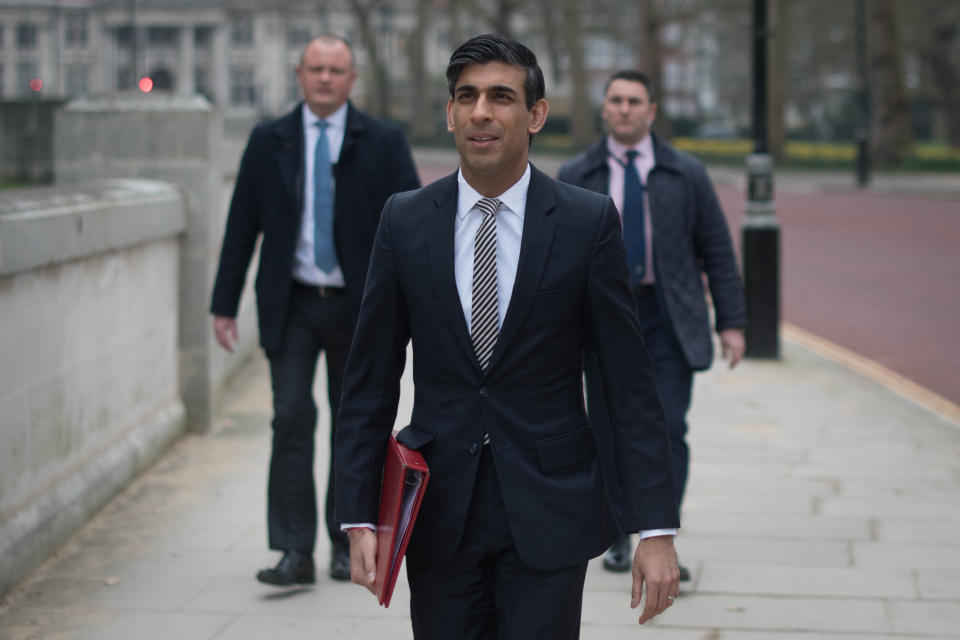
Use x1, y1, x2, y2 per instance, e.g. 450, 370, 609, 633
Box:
407, 0, 435, 140
350, 0, 390, 119
639, 0, 672, 140
766, 0, 787, 160
868, 0, 913, 165
561, 0, 594, 149
926, 3, 960, 146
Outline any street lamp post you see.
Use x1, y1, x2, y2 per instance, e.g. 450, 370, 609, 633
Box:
854, 0, 871, 187
742, 0, 780, 359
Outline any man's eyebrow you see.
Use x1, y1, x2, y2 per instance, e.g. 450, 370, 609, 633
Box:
455, 84, 518, 95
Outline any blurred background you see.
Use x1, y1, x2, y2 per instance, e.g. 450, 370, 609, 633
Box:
1, 0, 958, 180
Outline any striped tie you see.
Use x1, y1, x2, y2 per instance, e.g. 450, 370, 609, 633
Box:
470, 197, 501, 371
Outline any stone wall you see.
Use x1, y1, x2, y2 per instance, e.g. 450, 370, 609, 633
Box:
0, 179, 187, 595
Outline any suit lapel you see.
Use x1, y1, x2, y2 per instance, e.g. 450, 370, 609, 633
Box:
486, 166, 557, 375
427, 172, 482, 375
338, 101, 364, 164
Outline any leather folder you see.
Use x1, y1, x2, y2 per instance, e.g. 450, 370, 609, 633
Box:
376, 433, 430, 607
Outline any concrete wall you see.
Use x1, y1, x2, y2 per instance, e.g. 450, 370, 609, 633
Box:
0, 179, 188, 595
54, 92, 259, 431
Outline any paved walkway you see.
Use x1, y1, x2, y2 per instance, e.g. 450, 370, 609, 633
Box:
2, 333, 959, 639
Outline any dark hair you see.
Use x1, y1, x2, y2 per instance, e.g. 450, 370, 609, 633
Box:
605, 70, 656, 102
446, 34, 545, 110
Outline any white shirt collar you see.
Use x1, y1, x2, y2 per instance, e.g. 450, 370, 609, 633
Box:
456, 164, 531, 222
302, 101, 348, 131
607, 133, 655, 165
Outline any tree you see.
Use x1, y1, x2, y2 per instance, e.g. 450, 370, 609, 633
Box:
868, 0, 913, 164
349, 0, 391, 118
638, 0, 672, 139
560, 0, 594, 149
406, 0, 436, 140
766, 0, 788, 159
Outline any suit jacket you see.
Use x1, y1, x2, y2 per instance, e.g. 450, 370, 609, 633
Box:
558, 133, 746, 370
210, 101, 420, 354
334, 166, 678, 572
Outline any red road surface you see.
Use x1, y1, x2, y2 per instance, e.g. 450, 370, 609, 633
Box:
717, 187, 960, 406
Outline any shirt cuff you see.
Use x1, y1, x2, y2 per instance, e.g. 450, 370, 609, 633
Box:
340, 523, 376, 532
637, 528, 677, 539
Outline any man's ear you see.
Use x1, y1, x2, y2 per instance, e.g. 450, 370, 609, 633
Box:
446, 98, 455, 133
648, 101, 658, 128
527, 99, 549, 135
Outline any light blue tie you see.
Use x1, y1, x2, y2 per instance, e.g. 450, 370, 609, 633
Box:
313, 120, 338, 273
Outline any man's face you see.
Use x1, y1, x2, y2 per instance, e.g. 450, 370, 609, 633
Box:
602, 78, 658, 145
446, 62, 547, 190
297, 39, 357, 118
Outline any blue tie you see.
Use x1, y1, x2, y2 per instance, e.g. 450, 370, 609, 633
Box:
621, 149, 646, 284
313, 120, 338, 273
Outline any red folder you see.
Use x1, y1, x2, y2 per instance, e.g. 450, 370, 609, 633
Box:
375, 433, 430, 607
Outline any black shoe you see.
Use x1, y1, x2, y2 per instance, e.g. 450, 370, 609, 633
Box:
329, 547, 351, 581
678, 563, 691, 582
256, 551, 315, 586
602, 534, 632, 573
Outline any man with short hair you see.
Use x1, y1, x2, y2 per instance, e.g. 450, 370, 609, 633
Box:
210, 34, 419, 585
559, 71, 746, 579
335, 35, 680, 638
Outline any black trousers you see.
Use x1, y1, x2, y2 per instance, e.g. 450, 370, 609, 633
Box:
586, 287, 693, 508
266, 282, 352, 555
406, 448, 589, 640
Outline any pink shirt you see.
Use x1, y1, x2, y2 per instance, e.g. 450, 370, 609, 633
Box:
606, 134, 655, 284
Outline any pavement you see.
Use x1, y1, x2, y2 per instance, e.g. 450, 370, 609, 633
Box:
2, 330, 960, 639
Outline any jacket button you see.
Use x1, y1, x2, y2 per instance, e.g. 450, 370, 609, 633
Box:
478, 387, 489, 398
469, 443, 480, 455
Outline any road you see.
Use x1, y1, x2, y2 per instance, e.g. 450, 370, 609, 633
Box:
715, 185, 960, 407
413, 148, 960, 407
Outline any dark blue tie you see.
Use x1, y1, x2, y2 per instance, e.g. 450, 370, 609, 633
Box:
621, 149, 646, 284
313, 120, 338, 273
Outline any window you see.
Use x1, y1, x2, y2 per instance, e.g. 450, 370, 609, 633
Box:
65, 12, 88, 46
116, 66, 133, 90
585, 36, 615, 70
0, 24, 5, 49
194, 66, 207, 96
288, 27, 310, 49
230, 15, 253, 46
230, 67, 256, 105
194, 26, 212, 48
17, 23, 37, 50
65, 65, 88, 95
17, 61, 38, 95
149, 27, 177, 46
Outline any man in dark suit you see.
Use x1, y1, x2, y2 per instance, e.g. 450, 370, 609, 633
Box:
210, 34, 419, 585
558, 71, 746, 578
335, 35, 680, 638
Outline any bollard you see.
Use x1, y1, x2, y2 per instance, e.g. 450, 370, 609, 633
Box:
742, 152, 780, 359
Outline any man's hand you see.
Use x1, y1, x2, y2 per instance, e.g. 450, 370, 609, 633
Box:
720, 328, 745, 369
347, 527, 378, 595
213, 316, 238, 353
631, 535, 679, 625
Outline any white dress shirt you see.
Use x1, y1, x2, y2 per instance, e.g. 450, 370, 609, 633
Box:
607, 134, 656, 285
292, 101, 348, 287
344, 162, 675, 540
454, 166, 528, 332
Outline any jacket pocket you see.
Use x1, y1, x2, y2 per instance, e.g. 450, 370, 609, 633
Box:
531, 284, 574, 309
535, 426, 596, 474
395, 424, 436, 451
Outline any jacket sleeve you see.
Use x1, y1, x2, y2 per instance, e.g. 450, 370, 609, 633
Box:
334, 194, 411, 524
584, 197, 680, 532
210, 128, 265, 318
690, 162, 747, 332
